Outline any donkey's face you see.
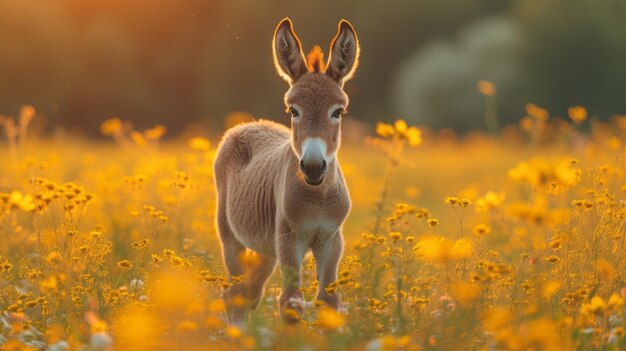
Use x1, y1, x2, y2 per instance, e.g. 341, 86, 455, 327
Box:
273, 18, 360, 186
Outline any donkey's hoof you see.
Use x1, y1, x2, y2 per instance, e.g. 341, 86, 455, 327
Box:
279, 293, 305, 323
226, 306, 247, 325
315, 293, 339, 309
227, 318, 247, 331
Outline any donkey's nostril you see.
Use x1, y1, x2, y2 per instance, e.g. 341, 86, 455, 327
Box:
299, 159, 306, 172
321, 160, 327, 172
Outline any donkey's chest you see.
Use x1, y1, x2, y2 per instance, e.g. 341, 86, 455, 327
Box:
285, 187, 350, 238
297, 211, 342, 236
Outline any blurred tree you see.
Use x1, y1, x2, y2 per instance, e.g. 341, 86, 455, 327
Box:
6, 0, 624, 134
392, 0, 626, 131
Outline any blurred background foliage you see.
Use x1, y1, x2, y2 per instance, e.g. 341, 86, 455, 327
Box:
0, 0, 625, 134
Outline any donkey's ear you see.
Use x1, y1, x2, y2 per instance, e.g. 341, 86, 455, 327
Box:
326, 19, 360, 86
273, 18, 308, 85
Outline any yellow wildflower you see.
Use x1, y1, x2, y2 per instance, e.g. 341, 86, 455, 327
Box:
144, 125, 166, 140
394, 120, 407, 134
476, 191, 505, 212
427, 218, 439, 227
317, 306, 345, 330
100, 117, 123, 136
9, 191, 36, 212
545, 255, 560, 264
568, 106, 587, 124
451, 238, 473, 259
405, 126, 422, 147
477, 80, 496, 96
188, 137, 211, 151
225, 325, 243, 339
117, 260, 133, 269
376, 122, 395, 138
473, 224, 491, 236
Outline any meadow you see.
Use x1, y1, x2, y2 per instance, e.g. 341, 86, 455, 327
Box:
0, 104, 625, 350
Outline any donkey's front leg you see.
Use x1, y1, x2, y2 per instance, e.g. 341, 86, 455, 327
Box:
276, 221, 306, 323
312, 231, 343, 309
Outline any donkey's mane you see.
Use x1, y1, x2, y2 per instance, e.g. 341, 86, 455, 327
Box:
306, 45, 326, 73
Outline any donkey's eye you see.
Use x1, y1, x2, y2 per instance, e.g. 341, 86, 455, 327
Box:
288, 107, 300, 118
331, 108, 345, 119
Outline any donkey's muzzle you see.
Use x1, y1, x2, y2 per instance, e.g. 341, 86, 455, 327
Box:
300, 158, 327, 186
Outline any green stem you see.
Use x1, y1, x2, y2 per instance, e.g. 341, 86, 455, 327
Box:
485, 94, 499, 135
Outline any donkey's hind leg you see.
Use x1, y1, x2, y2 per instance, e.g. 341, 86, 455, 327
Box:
217, 200, 277, 323
216, 200, 247, 323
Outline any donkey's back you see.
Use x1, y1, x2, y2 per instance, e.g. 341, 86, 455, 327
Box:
214, 120, 292, 257
214, 119, 290, 176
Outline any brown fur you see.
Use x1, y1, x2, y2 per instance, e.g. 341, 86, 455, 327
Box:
214, 17, 360, 324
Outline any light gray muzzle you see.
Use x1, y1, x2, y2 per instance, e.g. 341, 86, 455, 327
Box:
300, 138, 328, 186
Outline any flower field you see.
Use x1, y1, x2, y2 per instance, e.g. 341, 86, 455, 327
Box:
0, 105, 625, 350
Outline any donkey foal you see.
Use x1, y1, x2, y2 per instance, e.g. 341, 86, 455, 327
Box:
213, 17, 360, 323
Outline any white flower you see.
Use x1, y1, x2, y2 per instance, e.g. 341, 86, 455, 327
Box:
48, 340, 69, 351
366, 338, 383, 351
130, 279, 144, 290
90, 332, 113, 351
